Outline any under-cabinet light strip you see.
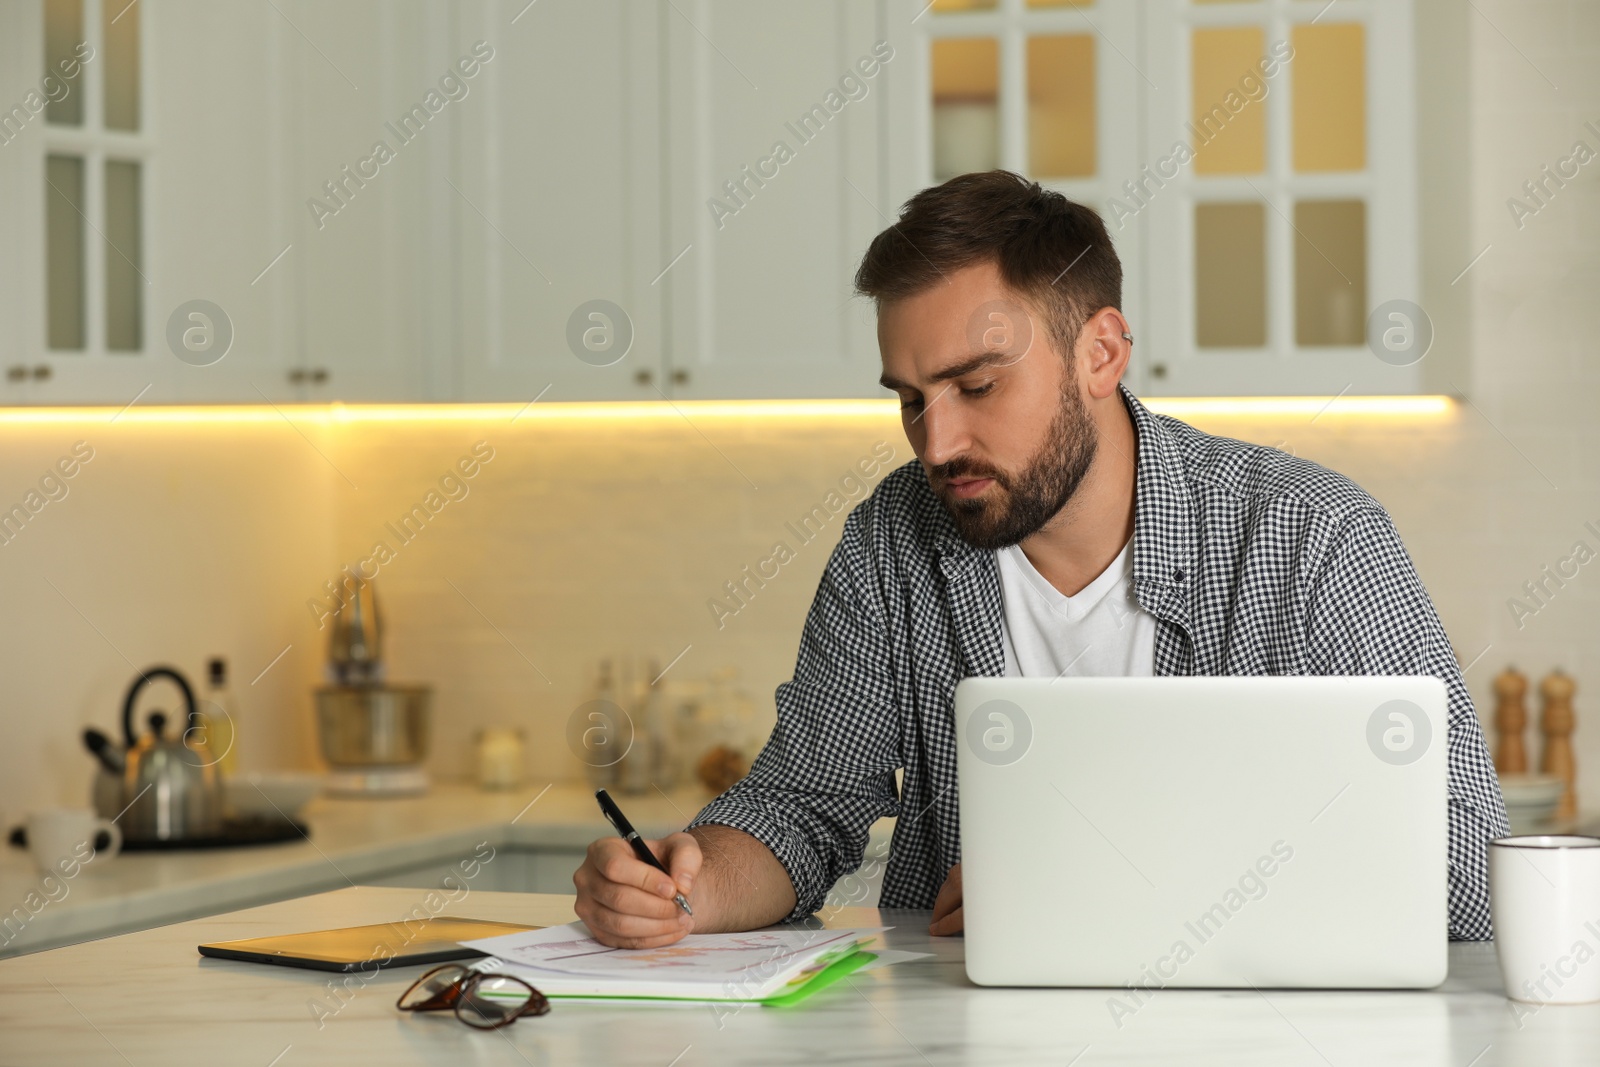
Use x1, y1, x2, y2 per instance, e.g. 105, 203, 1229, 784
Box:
0, 396, 1456, 424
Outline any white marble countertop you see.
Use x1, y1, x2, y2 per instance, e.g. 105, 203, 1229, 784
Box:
0, 781, 727, 957
0, 885, 1586, 1066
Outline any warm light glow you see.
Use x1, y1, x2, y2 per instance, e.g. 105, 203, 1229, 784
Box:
0, 395, 1456, 424
325, 399, 898, 422
0, 400, 897, 424
1146, 396, 1455, 418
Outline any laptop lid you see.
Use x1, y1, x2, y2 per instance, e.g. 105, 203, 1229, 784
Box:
954, 676, 1448, 989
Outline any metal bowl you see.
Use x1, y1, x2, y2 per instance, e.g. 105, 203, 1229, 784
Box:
315, 685, 432, 767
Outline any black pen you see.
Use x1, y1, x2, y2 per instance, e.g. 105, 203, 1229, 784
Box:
594, 789, 694, 917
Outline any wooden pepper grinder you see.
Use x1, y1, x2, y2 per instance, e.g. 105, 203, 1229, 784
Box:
1493, 666, 1530, 775
1539, 670, 1578, 821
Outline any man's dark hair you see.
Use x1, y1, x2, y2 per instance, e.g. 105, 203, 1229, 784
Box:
853, 170, 1122, 361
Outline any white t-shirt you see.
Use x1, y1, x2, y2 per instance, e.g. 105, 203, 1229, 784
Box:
997, 538, 1157, 678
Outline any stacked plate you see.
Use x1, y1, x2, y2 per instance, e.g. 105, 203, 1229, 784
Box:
223, 772, 323, 820
1497, 774, 1566, 834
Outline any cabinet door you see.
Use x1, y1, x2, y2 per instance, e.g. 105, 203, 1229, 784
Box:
169, 0, 472, 403
153, 0, 299, 403
0, 0, 41, 405
451, 0, 665, 403
1140, 0, 1421, 397
661, 0, 890, 399
271, 0, 449, 403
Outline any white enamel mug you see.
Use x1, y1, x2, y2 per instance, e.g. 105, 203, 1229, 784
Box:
26, 808, 121, 874
1491, 835, 1600, 1005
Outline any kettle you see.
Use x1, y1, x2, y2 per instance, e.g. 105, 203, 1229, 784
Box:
120, 666, 223, 843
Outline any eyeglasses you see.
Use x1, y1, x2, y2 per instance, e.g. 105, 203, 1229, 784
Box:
396, 964, 551, 1029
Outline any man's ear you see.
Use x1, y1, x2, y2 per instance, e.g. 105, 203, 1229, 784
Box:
1078, 307, 1132, 400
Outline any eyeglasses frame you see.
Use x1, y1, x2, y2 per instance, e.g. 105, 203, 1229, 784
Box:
395, 962, 551, 1030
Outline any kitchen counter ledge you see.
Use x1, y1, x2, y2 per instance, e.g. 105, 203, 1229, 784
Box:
0, 781, 742, 958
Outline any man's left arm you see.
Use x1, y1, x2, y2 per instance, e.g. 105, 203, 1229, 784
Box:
1303, 506, 1510, 941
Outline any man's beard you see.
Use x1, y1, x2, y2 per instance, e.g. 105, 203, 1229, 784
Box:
929, 382, 1100, 551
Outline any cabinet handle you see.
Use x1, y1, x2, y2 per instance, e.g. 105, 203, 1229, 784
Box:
1150, 363, 1168, 380
310, 368, 328, 384
634, 369, 653, 386
670, 369, 689, 386
6, 365, 25, 383
288, 368, 306, 384
32, 365, 52, 381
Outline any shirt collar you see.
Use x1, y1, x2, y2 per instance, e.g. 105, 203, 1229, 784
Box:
1121, 384, 1198, 596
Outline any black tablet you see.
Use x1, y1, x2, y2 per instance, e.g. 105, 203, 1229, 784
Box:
198, 916, 541, 973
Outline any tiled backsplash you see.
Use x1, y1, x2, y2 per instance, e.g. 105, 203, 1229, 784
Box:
326, 413, 911, 787
3, 392, 1597, 828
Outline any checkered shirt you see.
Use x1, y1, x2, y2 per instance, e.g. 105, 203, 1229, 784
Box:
688, 386, 1509, 940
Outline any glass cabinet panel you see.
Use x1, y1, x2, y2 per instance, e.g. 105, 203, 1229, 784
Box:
1194, 202, 1266, 348
1191, 26, 1266, 175
1291, 23, 1365, 172
104, 160, 143, 351
1027, 34, 1096, 178
932, 37, 1000, 181
1293, 199, 1366, 346
46, 154, 87, 350
44, 0, 84, 125
103, 0, 141, 131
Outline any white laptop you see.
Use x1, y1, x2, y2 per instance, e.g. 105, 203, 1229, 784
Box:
954, 676, 1448, 989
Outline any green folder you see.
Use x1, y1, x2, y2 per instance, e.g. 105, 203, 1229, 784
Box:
760, 947, 876, 1007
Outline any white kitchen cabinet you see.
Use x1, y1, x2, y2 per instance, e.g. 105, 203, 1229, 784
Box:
265, 0, 453, 403
658, 0, 892, 399
147, 0, 448, 404
0, 0, 443, 404
884, 0, 1425, 398
0, 0, 682, 406
151, 0, 299, 404
1, 0, 1433, 405
448, 0, 667, 404
1136, 0, 1422, 397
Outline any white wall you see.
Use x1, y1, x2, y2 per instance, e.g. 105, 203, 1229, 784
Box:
1451, 0, 1600, 779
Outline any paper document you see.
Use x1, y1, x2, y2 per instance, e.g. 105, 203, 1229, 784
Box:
461, 922, 884, 1002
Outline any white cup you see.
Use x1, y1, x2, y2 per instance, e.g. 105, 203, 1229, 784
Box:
26, 808, 122, 875
1491, 835, 1600, 1005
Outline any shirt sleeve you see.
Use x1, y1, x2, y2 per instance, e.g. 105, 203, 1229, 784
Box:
686, 503, 903, 920
1304, 506, 1510, 941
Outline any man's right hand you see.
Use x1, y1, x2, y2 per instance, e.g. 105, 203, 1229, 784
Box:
573, 831, 702, 948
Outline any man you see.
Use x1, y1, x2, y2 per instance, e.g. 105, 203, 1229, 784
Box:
574, 170, 1509, 948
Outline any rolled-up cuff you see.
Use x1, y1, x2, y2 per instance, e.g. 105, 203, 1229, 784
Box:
687, 796, 831, 922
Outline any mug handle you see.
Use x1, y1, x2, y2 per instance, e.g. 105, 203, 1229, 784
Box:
94, 818, 123, 859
